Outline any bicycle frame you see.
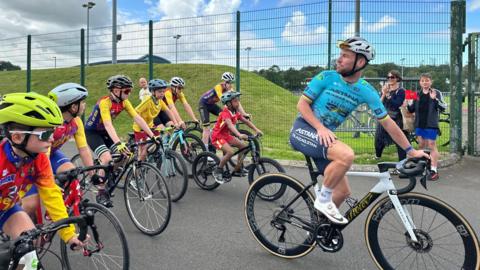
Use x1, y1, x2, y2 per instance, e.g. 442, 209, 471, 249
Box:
275, 156, 420, 243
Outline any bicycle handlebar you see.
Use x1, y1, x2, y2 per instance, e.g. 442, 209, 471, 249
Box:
2, 213, 93, 269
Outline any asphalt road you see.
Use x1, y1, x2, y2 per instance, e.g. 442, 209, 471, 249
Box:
54, 143, 480, 270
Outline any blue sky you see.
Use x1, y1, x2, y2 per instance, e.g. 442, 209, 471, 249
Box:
113, 0, 480, 68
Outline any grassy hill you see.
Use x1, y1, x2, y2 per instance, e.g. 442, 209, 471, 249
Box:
0, 63, 303, 160
1, 63, 445, 163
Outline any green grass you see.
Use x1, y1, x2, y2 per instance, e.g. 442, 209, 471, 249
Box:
0, 63, 452, 164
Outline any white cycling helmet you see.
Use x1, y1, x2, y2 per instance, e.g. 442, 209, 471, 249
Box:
221, 72, 235, 82
48, 83, 88, 107
170, 77, 185, 88
338, 37, 375, 61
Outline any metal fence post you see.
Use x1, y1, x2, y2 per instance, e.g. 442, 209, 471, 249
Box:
80, 29, 85, 87
149, 20, 153, 81
449, 0, 466, 154
467, 33, 479, 155
26, 35, 31, 92
327, 0, 332, 69
236, 11, 240, 92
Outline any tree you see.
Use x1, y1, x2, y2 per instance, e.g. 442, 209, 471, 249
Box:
0, 61, 21, 71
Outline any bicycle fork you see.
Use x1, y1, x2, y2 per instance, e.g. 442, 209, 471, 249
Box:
387, 191, 418, 243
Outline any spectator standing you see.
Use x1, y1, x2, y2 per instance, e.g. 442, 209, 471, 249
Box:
375, 70, 406, 161
138, 77, 151, 101
408, 73, 447, 180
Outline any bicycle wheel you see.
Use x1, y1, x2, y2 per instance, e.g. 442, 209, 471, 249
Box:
192, 152, 220, 190
159, 149, 188, 202
171, 133, 206, 164
124, 162, 171, 236
245, 173, 317, 258
438, 118, 450, 147
60, 202, 129, 270
365, 192, 479, 270
247, 157, 287, 201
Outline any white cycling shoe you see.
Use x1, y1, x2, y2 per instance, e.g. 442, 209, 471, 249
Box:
314, 199, 348, 225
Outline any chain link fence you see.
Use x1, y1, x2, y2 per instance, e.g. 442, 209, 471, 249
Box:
0, 0, 457, 162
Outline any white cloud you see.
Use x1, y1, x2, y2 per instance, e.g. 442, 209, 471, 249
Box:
144, 0, 153, 5
342, 15, 398, 38
468, 0, 480, 12
281, 11, 327, 45
0, 0, 276, 70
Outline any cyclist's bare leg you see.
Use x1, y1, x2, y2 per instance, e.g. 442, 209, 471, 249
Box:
97, 151, 113, 186
323, 140, 354, 190
138, 144, 147, 161
332, 176, 352, 207
219, 143, 234, 168
2, 211, 35, 239
202, 126, 210, 146
226, 137, 247, 171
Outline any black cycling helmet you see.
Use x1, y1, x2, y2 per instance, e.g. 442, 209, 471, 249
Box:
106, 75, 133, 90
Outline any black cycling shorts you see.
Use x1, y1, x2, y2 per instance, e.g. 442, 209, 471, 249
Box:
154, 111, 172, 126
198, 102, 222, 127
86, 130, 114, 158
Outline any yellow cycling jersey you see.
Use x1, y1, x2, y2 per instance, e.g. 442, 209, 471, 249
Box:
163, 88, 187, 106
133, 96, 169, 132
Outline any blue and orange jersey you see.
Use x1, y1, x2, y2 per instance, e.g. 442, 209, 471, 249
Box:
0, 141, 75, 242
199, 83, 231, 105
50, 117, 88, 153
85, 95, 137, 131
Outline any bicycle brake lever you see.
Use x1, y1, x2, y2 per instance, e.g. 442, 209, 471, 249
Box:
420, 174, 428, 190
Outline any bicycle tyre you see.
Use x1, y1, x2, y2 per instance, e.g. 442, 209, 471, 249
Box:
245, 173, 317, 258
192, 152, 220, 190
247, 158, 287, 201
365, 192, 479, 270
123, 162, 171, 236
159, 149, 188, 202
171, 133, 206, 164
60, 202, 130, 270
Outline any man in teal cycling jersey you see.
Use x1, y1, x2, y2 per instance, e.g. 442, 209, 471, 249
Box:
289, 37, 428, 225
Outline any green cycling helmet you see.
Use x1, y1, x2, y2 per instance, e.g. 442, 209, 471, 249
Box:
0, 92, 63, 127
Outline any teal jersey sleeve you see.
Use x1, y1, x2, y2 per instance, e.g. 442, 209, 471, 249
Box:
359, 80, 388, 119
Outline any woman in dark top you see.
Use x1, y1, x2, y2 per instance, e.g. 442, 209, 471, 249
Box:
408, 73, 447, 181
375, 70, 406, 161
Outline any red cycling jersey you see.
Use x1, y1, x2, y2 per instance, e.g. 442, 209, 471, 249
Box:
211, 107, 241, 139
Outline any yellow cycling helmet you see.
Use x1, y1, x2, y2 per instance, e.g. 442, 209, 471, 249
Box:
0, 92, 63, 127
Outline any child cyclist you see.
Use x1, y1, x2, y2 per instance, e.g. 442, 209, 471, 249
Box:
133, 79, 177, 161
198, 72, 250, 151
21, 83, 95, 219
85, 75, 158, 207
0, 92, 85, 267
211, 91, 262, 184
162, 77, 199, 129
